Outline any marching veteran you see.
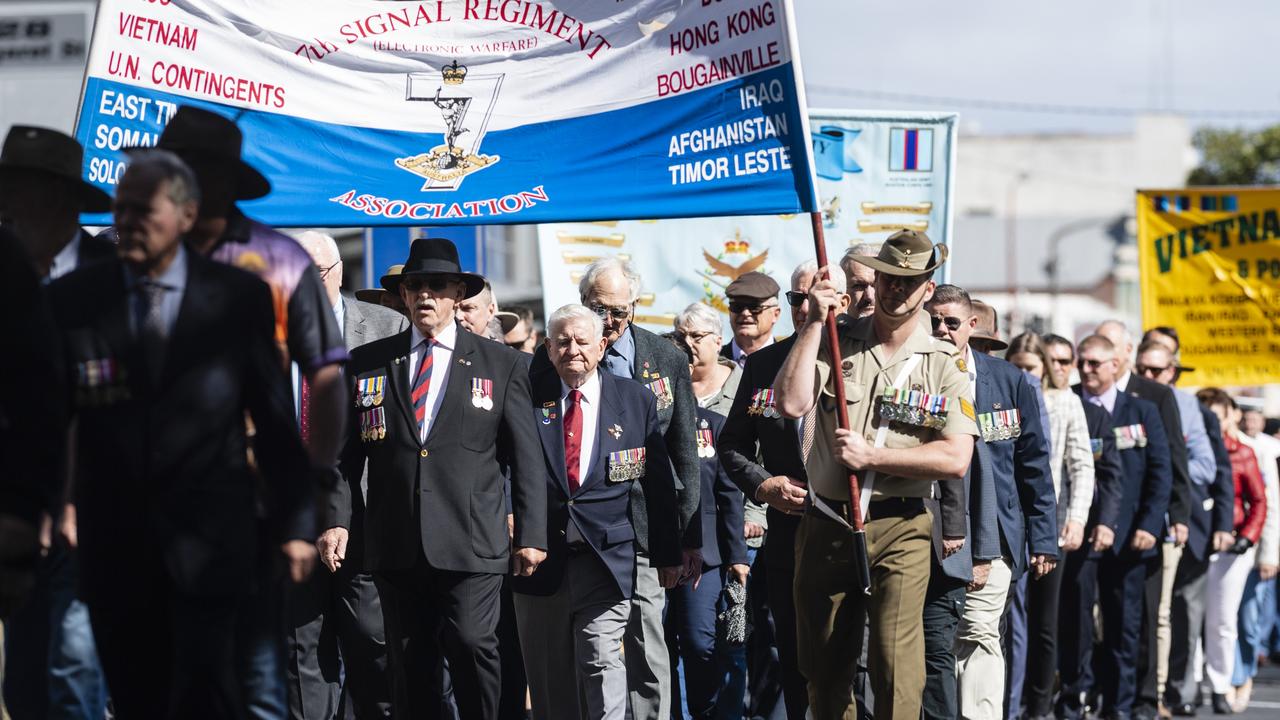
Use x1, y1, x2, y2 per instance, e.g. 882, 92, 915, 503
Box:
773, 230, 977, 720
514, 304, 681, 720
324, 238, 547, 719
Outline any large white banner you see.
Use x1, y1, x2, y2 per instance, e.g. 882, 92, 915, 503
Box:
536, 110, 958, 335
74, 0, 817, 226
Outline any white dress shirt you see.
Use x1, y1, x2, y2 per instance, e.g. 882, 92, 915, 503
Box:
46, 231, 82, 281
409, 321, 457, 442
561, 370, 602, 481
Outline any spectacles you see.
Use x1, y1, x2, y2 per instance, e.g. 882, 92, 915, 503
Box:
1048, 357, 1074, 366
676, 330, 715, 344
400, 275, 457, 293
728, 302, 778, 315
1136, 364, 1170, 377
316, 260, 339, 280
1078, 358, 1109, 370
785, 291, 807, 307
929, 315, 964, 331
589, 303, 631, 321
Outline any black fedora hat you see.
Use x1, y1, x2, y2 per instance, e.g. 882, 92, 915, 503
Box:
0, 126, 112, 212
384, 238, 486, 298
127, 106, 270, 200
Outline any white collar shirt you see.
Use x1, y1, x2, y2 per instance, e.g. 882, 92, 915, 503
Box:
561, 370, 602, 482
1116, 369, 1133, 393
47, 231, 81, 281
409, 320, 458, 442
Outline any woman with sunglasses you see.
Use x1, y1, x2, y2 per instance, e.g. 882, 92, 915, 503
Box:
1006, 332, 1096, 720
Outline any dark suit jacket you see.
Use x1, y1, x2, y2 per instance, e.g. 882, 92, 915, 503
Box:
531, 323, 700, 554
695, 408, 749, 569
715, 336, 804, 568
49, 252, 312, 601
935, 438, 1000, 582
330, 322, 546, 575
1076, 388, 1171, 559
514, 368, 680, 599
1082, 400, 1126, 542
971, 351, 1058, 573
1202, 407, 1237, 545
1123, 373, 1191, 528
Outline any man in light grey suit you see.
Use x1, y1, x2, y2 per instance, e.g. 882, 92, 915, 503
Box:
290, 231, 407, 719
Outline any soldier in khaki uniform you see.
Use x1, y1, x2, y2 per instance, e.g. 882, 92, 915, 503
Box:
774, 230, 978, 720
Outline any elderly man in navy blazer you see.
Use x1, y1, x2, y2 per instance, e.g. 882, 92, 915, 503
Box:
514, 304, 681, 720
925, 285, 1056, 720
1065, 334, 1172, 720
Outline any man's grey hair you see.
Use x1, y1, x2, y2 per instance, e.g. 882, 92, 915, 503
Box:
124, 149, 200, 206
674, 302, 722, 336
839, 242, 881, 276
475, 279, 494, 308
578, 256, 642, 305
1096, 319, 1132, 346
293, 230, 340, 265
547, 303, 603, 342
791, 259, 818, 289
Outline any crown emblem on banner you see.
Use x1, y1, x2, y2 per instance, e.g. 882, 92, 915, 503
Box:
441, 60, 468, 85
724, 230, 750, 255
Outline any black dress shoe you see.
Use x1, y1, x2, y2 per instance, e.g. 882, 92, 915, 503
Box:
1210, 694, 1232, 715
1170, 703, 1196, 717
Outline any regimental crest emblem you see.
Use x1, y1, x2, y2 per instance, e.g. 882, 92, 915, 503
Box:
700, 229, 770, 314
396, 59, 503, 191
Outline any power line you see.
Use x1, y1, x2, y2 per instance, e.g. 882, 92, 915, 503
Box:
807, 85, 1280, 120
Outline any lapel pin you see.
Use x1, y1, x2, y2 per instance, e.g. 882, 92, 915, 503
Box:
608, 424, 623, 439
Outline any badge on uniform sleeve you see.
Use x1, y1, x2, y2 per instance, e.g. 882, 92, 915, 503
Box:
747, 388, 779, 418
471, 378, 494, 410
646, 376, 674, 411
977, 408, 1022, 442
360, 406, 386, 442
696, 419, 715, 458
355, 375, 385, 407
956, 356, 968, 373
1114, 423, 1147, 450
608, 447, 646, 482
960, 397, 975, 421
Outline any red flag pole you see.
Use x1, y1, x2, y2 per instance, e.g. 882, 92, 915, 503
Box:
809, 211, 865, 533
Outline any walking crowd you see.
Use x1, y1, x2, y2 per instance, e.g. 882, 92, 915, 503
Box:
2, 108, 1280, 720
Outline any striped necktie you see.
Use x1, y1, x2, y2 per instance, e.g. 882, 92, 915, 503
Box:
412, 339, 435, 434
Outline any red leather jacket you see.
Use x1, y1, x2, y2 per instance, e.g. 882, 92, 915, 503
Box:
1224, 432, 1267, 543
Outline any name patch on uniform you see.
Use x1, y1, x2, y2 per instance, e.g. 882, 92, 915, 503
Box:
1114, 423, 1147, 450
646, 376, 673, 411
696, 419, 715, 458
355, 374, 385, 408
360, 406, 386, 442
608, 447, 646, 482
977, 409, 1022, 442
878, 387, 950, 429
747, 388, 780, 418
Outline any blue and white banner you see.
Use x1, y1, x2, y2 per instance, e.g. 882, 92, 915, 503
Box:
536, 109, 958, 336
75, 0, 817, 226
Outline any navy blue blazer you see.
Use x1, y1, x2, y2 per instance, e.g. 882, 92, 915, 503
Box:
1076, 388, 1171, 559
936, 438, 1000, 582
971, 351, 1058, 574
514, 368, 681, 600
1082, 401, 1125, 544
694, 408, 749, 569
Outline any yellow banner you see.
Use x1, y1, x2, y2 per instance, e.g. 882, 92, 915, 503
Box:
1136, 188, 1280, 386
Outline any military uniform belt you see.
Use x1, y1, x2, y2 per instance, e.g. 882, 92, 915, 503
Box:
807, 494, 925, 522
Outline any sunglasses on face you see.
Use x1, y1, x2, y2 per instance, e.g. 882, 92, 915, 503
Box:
1049, 357, 1074, 366
400, 276, 456, 293
728, 302, 778, 315
784, 291, 807, 307
589, 303, 631, 321
1136, 364, 1170, 377
929, 315, 964, 331
1078, 358, 1109, 370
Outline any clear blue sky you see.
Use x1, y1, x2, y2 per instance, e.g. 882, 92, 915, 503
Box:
794, 0, 1280, 135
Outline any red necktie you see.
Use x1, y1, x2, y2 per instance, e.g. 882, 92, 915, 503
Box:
564, 389, 583, 494
411, 339, 434, 435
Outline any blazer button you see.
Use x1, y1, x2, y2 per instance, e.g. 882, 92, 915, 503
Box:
420, 449, 429, 458
567, 500, 575, 506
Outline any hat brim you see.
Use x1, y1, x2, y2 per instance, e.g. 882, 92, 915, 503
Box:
970, 333, 1009, 352
123, 146, 271, 200
0, 165, 113, 213
354, 288, 387, 304
383, 270, 487, 299
853, 243, 949, 277
496, 311, 520, 334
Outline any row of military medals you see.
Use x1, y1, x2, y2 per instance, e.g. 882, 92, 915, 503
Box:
608, 448, 646, 482
978, 407, 1022, 442
696, 419, 716, 458
878, 386, 950, 429
471, 378, 494, 410
357, 375, 387, 441
747, 389, 780, 418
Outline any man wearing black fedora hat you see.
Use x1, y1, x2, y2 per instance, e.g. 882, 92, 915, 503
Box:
127, 105, 348, 718
0, 125, 117, 720
773, 230, 979, 720
324, 237, 546, 720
